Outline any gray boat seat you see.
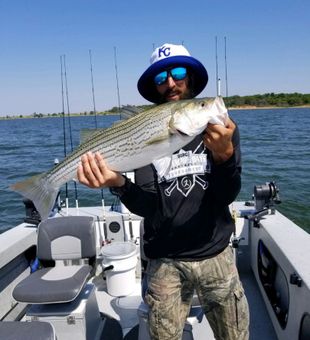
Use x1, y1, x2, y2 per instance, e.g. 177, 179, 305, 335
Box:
0, 321, 55, 340
13, 216, 96, 304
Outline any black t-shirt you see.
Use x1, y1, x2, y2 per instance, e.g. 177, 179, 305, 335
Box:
120, 125, 241, 260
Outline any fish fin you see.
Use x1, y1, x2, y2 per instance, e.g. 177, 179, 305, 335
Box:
80, 128, 106, 144
11, 173, 59, 221
145, 132, 170, 145
120, 105, 143, 119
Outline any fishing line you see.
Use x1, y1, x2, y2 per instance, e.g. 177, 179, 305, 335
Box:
63, 54, 79, 213
215, 36, 219, 96
60, 55, 69, 213
89, 49, 98, 128
89, 49, 106, 243
113, 46, 134, 241
113, 46, 121, 120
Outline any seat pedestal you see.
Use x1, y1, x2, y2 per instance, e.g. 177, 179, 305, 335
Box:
26, 284, 103, 340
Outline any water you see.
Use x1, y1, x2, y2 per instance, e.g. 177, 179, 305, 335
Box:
0, 108, 309, 233
231, 107, 310, 232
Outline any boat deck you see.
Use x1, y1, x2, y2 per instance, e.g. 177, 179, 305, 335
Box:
240, 271, 277, 340
92, 263, 278, 339
44, 206, 279, 338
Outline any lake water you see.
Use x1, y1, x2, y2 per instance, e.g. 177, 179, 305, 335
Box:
0, 108, 309, 233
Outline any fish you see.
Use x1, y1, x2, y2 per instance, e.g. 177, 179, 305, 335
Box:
11, 96, 228, 220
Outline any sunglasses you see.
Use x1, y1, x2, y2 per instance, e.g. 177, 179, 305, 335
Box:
154, 67, 187, 86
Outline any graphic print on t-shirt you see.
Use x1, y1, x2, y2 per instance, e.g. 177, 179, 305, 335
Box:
153, 142, 210, 197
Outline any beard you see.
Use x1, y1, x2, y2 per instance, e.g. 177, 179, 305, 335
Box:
158, 87, 194, 103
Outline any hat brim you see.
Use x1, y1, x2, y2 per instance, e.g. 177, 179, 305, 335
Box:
137, 55, 208, 103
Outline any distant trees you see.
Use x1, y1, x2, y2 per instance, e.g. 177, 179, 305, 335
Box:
1, 93, 310, 120
33, 112, 44, 118
224, 93, 310, 108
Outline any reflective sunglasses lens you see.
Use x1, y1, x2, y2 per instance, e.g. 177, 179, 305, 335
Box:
154, 71, 168, 85
171, 67, 187, 81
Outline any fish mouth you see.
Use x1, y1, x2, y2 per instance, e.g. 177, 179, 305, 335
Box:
176, 129, 189, 136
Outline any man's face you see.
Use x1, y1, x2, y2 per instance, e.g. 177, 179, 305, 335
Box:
155, 69, 191, 102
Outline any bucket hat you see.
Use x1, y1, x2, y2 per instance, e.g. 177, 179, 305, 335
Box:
137, 43, 208, 103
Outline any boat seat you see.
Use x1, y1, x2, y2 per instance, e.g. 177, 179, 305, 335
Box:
12, 216, 96, 304
0, 321, 55, 340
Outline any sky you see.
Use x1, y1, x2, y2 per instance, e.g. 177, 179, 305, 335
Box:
0, 0, 309, 116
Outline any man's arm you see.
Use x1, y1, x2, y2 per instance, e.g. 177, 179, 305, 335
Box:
77, 152, 159, 218
203, 119, 242, 205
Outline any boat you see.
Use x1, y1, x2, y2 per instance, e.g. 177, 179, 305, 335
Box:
1, 44, 309, 339
0, 179, 309, 340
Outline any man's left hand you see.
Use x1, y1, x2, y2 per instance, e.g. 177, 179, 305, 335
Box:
203, 118, 235, 164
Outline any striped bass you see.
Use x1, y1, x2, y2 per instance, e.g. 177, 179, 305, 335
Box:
11, 96, 228, 220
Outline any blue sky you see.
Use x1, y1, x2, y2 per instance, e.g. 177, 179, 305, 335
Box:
0, 0, 309, 116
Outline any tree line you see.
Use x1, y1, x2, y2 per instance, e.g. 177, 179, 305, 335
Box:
1, 93, 309, 119
223, 92, 310, 108
110, 93, 310, 113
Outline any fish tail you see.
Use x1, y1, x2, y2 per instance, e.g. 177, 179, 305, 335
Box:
11, 173, 59, 221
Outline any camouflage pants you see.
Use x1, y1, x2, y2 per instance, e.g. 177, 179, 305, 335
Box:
144, 246, 249, 340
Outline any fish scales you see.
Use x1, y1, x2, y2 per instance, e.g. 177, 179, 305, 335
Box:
49, 106, 171, 181
48, 107, 170, 184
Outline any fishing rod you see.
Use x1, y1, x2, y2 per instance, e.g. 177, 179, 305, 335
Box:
222, 36, 238, 259
60, 55, 69, 214
63, 54, 79, 214
215, 36, 220, 96
113, 46, 121, 120
89, 49, 106, 244
224, 36, 229, 97
89, 50, 98, 128
113, 46, 134, 241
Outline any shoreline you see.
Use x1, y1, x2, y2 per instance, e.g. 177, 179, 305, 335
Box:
228, 104, 310, 110
1, 105, 310, 120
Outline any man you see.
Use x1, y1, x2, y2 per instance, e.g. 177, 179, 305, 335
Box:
77, 43, 249, 340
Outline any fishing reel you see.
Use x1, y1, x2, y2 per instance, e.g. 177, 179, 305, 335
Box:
245, 181, 281, 227
23, 198, 41, 225
254, 181, 281, 212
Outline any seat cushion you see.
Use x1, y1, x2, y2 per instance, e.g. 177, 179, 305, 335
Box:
13, 265, 91, 304
0, 321, 55, 340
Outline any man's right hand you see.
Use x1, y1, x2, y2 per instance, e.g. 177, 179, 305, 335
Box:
77, 152, 125, 189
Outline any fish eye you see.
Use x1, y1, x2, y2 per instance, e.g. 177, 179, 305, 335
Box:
200, 102, 205, 107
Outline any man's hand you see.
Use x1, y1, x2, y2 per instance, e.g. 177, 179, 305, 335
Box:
77, 152, 125, 188
203, 118, 235, 164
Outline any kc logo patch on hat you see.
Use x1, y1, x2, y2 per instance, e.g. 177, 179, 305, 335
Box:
158, 46, 171, 58
150, 43, 191, 65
